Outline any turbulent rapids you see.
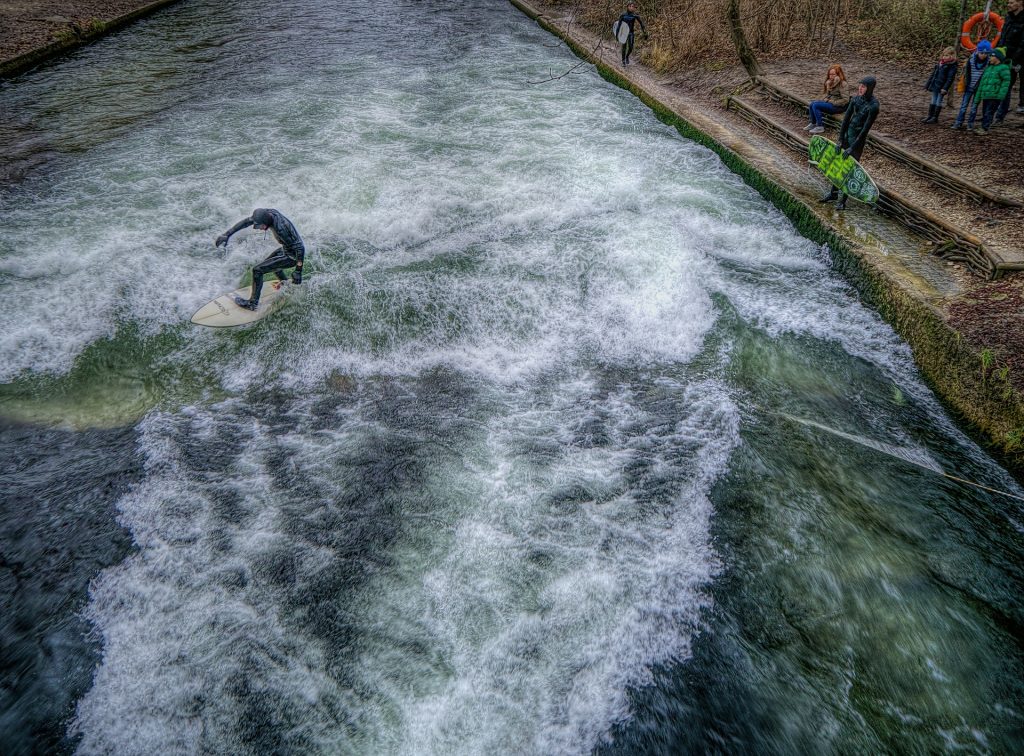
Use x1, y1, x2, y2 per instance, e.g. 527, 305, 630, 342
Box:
1, 1, 1022, 754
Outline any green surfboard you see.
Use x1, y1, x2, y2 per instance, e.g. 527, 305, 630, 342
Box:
808, 135, 879, 205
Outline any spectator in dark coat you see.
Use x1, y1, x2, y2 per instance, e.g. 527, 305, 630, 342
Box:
922, 46, 958, 123
994, 0, 1023, 122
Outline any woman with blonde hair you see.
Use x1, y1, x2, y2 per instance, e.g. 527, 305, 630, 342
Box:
805, 64, 849, 134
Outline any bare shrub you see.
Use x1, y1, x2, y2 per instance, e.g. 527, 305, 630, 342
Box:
551, 0, 981, 72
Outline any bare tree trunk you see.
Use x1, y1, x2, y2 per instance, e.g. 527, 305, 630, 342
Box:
727, 0, 762, 79
827, 0, 842, 57
954, 0, 968, 58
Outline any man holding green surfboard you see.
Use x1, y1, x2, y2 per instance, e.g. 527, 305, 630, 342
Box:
818, 76, 880, 210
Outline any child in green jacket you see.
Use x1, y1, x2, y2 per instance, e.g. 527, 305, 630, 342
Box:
975, 49, 1012, 133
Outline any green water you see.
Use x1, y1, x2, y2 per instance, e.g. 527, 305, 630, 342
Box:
0, 1, 1021, 754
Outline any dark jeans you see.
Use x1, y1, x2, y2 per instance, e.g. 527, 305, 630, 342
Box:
981, 99, 1001, 130
250, 246, 300, 303
808, 100, 843, 126
995, 62, 1021, 120
955, 88, 981, 126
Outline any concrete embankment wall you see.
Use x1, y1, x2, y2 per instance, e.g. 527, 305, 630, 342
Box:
0, 0, 184, 79
508, 0, 1024, 477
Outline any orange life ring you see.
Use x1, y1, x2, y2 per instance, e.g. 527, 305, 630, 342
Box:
960, 11, 1004, 52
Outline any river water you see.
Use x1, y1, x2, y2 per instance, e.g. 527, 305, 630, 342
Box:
1, 1, 1022, 753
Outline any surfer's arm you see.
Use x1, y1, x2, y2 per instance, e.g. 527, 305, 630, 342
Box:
637, 16, 647, 34
215, 217, 255, 247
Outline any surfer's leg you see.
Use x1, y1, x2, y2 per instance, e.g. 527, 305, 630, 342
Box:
621, 42, 628, 63
818, 186, 839, 203
244, 248, 294, 307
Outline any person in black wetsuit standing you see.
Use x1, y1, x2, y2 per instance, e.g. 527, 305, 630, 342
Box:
215, 208, 304, 310
818, 75, 880, 210
617, 3, 647, 66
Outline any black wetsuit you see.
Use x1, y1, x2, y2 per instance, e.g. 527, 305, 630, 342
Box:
617, 11, 646, 64
218, 208, 304, 305
820, 78, 879, 208
837, 90, 879, 161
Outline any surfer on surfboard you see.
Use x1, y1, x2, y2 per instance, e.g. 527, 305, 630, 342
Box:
616, 3, 647, 66
818, 76, 880, 210
215, 208, 304, 310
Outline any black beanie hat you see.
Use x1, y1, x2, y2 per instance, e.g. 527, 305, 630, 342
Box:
251, 208, 273, 227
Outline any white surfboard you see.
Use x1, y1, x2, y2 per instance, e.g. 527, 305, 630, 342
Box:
190, 279, 293, 327
613, 20, 630, 44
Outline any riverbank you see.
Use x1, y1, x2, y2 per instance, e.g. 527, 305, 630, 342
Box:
0, 0, 182, 78
3, 0, 1022, 474
511, 0, 1024, 475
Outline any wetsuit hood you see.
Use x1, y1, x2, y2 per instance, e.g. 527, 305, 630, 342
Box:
859, 76, 876, 99
251, 208, 274, 227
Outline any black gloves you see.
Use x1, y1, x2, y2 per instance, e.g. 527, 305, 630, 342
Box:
291, 268, 302, 285
215, 234, 229, 248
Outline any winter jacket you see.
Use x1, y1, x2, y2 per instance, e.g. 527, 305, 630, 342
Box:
925, 59, 958, 93
839, 93, 880, 153
975, 60, 1011, 101
960, 51, 990, 91
996, 9, 1023, 61
824, 80, 847, 106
